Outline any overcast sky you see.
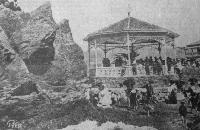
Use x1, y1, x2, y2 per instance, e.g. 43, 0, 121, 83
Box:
18, 0, 200, 51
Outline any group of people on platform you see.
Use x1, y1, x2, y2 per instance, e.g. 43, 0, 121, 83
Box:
129, 57, 200, 76
131, 56, 175, 76
102, 55, 200, 77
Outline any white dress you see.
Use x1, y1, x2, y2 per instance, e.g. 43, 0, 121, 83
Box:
98, 88, 112, 108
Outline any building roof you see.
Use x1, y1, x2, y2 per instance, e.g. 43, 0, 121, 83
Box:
84, 17, 179, 41
186, 40, 200, 47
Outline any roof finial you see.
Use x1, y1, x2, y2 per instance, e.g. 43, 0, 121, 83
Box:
127, 4, 131, 29
128, 4, 131, 17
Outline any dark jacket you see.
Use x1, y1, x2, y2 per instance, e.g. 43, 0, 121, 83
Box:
179, 105, 187, 117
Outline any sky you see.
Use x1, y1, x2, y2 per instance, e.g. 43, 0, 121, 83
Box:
18, 0, 200, 51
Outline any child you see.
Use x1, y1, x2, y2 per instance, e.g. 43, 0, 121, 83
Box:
179, 102, 187, 125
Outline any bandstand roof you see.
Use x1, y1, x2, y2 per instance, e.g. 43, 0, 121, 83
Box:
84, 17, 179, 41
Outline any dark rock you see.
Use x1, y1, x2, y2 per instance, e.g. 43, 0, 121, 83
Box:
10, 81, 39, 96
23, 29, 57, 75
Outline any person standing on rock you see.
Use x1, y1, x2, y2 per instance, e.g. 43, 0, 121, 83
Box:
179, 102, 187, 125
130, 89, 137, 110
135, 89, 141, 110
145, 81, 154, 103
123, 78, 135, 107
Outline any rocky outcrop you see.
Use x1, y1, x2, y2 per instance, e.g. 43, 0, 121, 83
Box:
12, 2, 57, 75
45, 18, 87, 81
1, 1, 86, 82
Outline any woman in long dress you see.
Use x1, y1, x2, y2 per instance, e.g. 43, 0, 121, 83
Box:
98, 88, 112, 108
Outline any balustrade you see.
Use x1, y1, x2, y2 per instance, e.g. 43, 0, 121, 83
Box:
95, 65, 175, 77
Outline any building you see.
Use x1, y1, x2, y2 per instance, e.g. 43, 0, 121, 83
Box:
176, 47, 186, 59
84, 14, 179, 78
185, 40, 200, 59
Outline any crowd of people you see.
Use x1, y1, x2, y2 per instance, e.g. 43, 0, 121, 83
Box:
0, 0, 21, 11
178, 79, 200, 129
160, 78, 200, 129
130, 56, 200, 76
85, 77, 200, 129
86, 80, 156, 114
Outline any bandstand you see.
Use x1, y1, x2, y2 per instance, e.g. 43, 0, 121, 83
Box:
84, 14, 179, 78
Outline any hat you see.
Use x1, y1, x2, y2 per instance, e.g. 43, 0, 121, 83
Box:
131, 89, 136, 93
148, 80, 154, 84
181, 101, 185, 104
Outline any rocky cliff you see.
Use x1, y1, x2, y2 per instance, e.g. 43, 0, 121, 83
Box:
0, 2, 86, 86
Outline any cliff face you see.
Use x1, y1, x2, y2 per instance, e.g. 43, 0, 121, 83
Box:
45, 19, 87, 82
0, 2, 86, 84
